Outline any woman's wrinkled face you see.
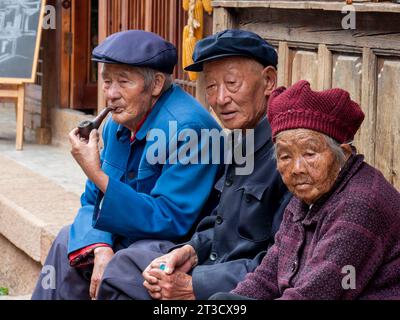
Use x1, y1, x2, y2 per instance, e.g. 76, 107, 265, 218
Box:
275, 129, 342, 205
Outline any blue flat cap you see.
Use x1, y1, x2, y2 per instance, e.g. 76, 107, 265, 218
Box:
185, 29, 277, 72
92, 30, 177, 74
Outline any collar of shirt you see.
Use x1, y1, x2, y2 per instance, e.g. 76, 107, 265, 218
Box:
251, 116, 272, 154
232, 116, 272, 159
115, 84, 175, 143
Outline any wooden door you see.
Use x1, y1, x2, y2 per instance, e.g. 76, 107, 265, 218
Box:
70, 0, 98, 110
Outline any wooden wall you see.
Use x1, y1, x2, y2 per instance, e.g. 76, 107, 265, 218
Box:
98, 0, 213, 109
213, 4, 400, 190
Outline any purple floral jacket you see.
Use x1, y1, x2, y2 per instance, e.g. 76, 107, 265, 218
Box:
233, 154, 400, 299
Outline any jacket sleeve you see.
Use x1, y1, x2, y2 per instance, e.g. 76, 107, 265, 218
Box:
192, 251, 267, 300
231, 227, 282, 300
191, 191, 291, 300
234, 197, 389, 300
92, 125, 220, 242
68, 120, 114, 254
277, 198, 386, 300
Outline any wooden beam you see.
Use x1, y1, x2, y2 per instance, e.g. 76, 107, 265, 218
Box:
212, 1, 400, 14
0, 90, 18, 98
97, 0, 108, 113
237, 9, 400, 52
360, 48, 377, 166
40, 0, 57, 144
317, 44, 332, 90
145, 0, 153, 32
16, 85, 25, 151
69, 0, 76, 108
120, 0, 129, 31
59, 0, 71, 108
277, 41, 291, 87
213, 7, 235, 33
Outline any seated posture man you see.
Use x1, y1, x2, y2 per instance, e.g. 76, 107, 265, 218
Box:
212, 80, 400, 300
32, 30, 221, 300
97, 29, 292, 300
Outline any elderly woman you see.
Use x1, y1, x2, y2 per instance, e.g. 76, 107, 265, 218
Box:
212, 80, 400, 300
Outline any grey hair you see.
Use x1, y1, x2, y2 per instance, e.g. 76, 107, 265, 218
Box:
100, 64, 173, 94
324, 135, 347, 168
273, 130, 347, 167
135, 67, 173, 94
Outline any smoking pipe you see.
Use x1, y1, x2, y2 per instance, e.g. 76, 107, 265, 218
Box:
78, 107, 112, 140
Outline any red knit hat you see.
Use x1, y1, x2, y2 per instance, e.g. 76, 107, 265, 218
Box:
267, 80, 365, 143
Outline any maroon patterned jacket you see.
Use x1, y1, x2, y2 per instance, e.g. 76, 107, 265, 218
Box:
233, 154, 400, 299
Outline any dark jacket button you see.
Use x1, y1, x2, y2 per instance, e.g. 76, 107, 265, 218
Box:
215, 216, 223, 225
225, 178, 233, 187
291, 261, 298, 272
210, 252, 218, 261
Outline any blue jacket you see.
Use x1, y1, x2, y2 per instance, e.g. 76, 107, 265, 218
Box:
68, 85, 221, 253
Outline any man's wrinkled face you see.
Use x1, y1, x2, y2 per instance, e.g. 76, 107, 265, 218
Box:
275, 129, 341, 205
102, 64, 153, 131
203, 57, 271, 130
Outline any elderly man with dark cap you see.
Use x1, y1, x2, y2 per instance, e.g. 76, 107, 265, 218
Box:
212, 80, 400, 300
96, 29, 292, 300
31, 30, 222, 300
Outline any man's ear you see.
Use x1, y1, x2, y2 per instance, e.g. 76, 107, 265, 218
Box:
340, 143, 353, 160
151, 73, 166, 97
262, 66, 277, 97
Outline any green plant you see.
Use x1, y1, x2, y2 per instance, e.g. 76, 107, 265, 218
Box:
0, 287, 9, 296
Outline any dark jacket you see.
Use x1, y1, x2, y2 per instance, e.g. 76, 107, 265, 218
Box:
187, 117, 292, 299
233, 154, 400, 299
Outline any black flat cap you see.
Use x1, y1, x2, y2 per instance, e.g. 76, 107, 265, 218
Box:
92, 30, 177, 74
184, 29, 277, 72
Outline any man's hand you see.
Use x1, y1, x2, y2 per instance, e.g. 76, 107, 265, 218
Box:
144, 270, 195, 300
142, 245, 198, 299
90, 246, 114, 300
69, 128, 108, 193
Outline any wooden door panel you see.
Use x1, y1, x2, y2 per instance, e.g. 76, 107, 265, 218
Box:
71, 0, 97, 110
375, 58, 400, 189
331, 54, 366, 154
290, 50, 319, 89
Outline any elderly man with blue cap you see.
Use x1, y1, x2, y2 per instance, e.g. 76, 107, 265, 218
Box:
31, 30, 221, 300
95, 29, 292, 300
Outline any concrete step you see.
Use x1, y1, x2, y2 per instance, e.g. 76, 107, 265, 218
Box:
0, 295, 31, 300
0, 153, 81, 264
0, 102, 87, 296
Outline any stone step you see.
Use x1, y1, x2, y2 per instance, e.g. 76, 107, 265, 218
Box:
0, 295, 31, 300
0, 154, 80, 264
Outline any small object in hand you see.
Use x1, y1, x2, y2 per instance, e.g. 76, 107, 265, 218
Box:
159, 263, 166, 271
78, 107, 112, 140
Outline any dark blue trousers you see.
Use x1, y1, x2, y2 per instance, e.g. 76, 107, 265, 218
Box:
31, 225, 173, 300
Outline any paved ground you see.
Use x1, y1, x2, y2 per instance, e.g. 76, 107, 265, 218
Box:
0, 103, 86, 196
0, 103, 87, 299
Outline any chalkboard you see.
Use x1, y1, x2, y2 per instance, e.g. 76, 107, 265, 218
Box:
0, 0, 45, 84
